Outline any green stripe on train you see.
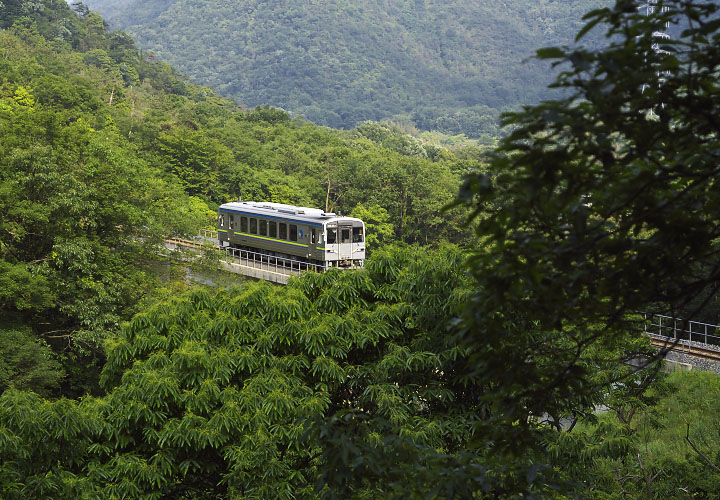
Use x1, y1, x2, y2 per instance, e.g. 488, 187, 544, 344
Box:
234, 232, 309, 248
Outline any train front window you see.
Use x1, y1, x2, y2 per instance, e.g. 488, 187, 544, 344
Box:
311, 229, 316, 244
240, 216, 248, 233
327, 228, 336, 244
289, 224, 297, 242
229, 215, 234, 229
269, 221, 277, 238
279, 223, 287, 240
259, 220, 267, 236
341, 228, 351, 243
218, 215, 224, 228
353, 227, 364, 243
250, 218, 257, 234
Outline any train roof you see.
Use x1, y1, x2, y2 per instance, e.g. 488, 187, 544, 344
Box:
219, 201, 363, 225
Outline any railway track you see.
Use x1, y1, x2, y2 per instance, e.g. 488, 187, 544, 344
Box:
649, 336, 720, 362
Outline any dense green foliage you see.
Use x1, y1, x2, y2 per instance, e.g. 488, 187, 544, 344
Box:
1, 244, 716, 498
450, 0, 720, 494
0, 246, 483, 498
3, 1, 720, 498
0, 0, 476, 385
0, 326, 65, 396
82, 0, 610, 136
555, 370, 720, 499
0, 9, 200, 354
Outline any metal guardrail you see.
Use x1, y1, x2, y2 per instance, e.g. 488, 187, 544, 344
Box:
199, 228, 325, 274
223, 246, 326, 274
201, 228, 218, 240
643, 313, 720, 346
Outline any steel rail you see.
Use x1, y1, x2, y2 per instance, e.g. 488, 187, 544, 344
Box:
648, 336, 720, 362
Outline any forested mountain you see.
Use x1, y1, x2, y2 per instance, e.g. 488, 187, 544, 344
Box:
82, 0, 610, 137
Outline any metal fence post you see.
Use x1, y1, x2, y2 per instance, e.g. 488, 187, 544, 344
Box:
689, 321, 693, 343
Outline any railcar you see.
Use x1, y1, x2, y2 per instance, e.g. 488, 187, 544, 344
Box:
217, 201, 365, 269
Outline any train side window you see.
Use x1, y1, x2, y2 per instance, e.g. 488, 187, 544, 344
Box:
250, 218, 257, 234
289, 224, 297, 242
327, 228, 336, 244
279, 223, 287, 240
311, 229, 316, 244
353, 227, 364, 243
240, 216, 248, 232
341, 228, 351, 243
269, 221, 277, 238
259, 219, 267, 236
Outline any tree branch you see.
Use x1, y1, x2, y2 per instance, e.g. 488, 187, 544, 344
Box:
685, 422, 720, 474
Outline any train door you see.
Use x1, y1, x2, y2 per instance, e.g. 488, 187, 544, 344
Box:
339, 224, 352, 260
309, 227, 317, 258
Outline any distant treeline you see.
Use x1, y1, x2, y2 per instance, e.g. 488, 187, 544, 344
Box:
82, 0, 611, 137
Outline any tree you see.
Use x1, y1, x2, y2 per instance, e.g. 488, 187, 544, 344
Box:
350, 204, 394, 250
0, 245, 480, 498
450, 0, 720, 494
0, 327, 65, 396
0, 84, 199, 350
81, 0, 608, 136
71, 2, 90, 17
549, 370, 720, 499
156, 128, 231, 198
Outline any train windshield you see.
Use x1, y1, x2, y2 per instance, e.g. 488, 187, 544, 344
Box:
327, 228, 337, 244
353, 227, 363, 243
341, 228, 351, 244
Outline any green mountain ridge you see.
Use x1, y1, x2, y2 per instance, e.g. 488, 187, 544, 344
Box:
82, 0, 610, 136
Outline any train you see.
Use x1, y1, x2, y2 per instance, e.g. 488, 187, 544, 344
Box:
217, 201, 365, 269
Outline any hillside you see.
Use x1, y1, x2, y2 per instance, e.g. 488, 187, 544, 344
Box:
82, 0, 610, 137
1, 0, 478, 395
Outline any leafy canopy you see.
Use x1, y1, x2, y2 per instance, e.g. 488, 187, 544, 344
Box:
454, 0, 720, 483
0, 246, 481, 499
